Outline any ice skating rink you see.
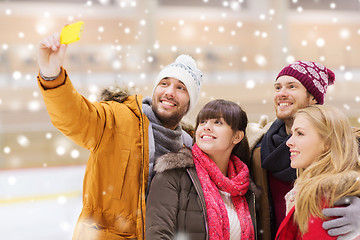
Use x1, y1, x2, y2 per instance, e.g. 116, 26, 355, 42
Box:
1, 165, 85, 240
2, 0, 360, 239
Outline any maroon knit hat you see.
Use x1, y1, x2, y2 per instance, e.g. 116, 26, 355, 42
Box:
276, 61, 335, 105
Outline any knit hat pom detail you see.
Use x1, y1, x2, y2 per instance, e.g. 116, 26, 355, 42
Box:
175, 54, 202, 82
327, 68, 335, 85
175, 54, 197, 69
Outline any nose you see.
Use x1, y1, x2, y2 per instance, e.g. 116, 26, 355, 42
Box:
203, 121, 213, 131
164, 84, 176, 98
275, 87, 288, 98
286, 136, 294, 148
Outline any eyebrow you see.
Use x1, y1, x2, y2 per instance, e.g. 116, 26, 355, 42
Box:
179, 81, 186, 86
177, 81, 187, 89
274, 81, 300, 86
292, 127, 305, 132
160, 78, 185, 85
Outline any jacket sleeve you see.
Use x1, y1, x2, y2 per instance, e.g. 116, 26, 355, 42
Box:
38, 68, 119, 152
146, 170, 181, 239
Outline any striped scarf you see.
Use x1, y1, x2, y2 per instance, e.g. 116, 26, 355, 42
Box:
192, 143, 254, 240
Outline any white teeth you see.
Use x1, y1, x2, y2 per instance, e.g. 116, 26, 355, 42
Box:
162, 100, 175, 106
279, 102, 290, 107
290, 152, 299, 156
202, 135, 214, 139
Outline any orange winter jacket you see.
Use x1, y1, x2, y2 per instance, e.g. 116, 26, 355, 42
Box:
38, 68, 149, 240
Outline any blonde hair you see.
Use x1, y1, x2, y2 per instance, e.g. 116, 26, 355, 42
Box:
293, 105, 360, 234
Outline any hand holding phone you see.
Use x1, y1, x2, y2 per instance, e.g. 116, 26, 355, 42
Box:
60, 21, 84, 44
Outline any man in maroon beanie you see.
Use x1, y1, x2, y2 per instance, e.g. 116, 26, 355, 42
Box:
250, 61, 360, 240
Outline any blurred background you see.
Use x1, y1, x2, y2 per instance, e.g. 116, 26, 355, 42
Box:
1, 0, 360, 239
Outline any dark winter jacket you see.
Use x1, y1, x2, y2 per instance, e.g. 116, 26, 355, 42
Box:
145, 148, 259, 240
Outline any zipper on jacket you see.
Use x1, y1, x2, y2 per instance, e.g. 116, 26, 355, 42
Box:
186, 168, 209, 240
135, 95, 145, 240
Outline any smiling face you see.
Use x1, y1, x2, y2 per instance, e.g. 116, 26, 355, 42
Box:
151, 77, 190, 129
195, 117, 242, 161
286, 115, 326, 169
274, 76, 317, 123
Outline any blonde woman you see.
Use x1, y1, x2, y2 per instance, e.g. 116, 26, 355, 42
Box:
275, 105, 360, 240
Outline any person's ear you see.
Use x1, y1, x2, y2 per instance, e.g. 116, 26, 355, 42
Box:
322, 140, 330, 153
310, 96, 318, 105
233, 130, 244, 145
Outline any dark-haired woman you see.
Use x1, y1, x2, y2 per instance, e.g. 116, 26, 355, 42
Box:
146, 99, 258, 240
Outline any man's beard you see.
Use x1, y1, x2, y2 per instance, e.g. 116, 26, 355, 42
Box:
276, 111, 295, 122
276, 96, 313, 121
152, 104, 185, 129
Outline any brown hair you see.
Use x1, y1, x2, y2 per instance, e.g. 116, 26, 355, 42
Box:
194, 99, 250, 166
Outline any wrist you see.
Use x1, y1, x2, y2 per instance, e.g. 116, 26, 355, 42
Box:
40, 69, 61, 81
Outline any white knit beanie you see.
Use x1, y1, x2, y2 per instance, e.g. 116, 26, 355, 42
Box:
153, 54, 202, 112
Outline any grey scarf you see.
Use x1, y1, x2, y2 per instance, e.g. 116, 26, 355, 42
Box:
142, 97, 185, 160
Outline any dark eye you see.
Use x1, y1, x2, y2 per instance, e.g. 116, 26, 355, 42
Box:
214, 119, 223, 125
199, 120, 207, 125
274, 85, 281, 91
289, 84, 296, 89
296, 130, 304, 136
177, 85, 186, 91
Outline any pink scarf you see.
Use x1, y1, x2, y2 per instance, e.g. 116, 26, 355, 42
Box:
192, 143, 254, 240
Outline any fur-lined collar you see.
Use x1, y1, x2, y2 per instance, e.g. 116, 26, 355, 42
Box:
353, 127, 360, 139
154, 148, 194, 173
99, 87, 131, 103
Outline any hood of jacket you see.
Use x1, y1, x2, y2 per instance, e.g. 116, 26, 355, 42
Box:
246, 115, 272, 152
100, 86, 132, 103
154, 148, 194, 173
353, 127, 360, 139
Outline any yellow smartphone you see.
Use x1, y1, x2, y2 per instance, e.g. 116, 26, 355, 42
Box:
60, 21, 84, 44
